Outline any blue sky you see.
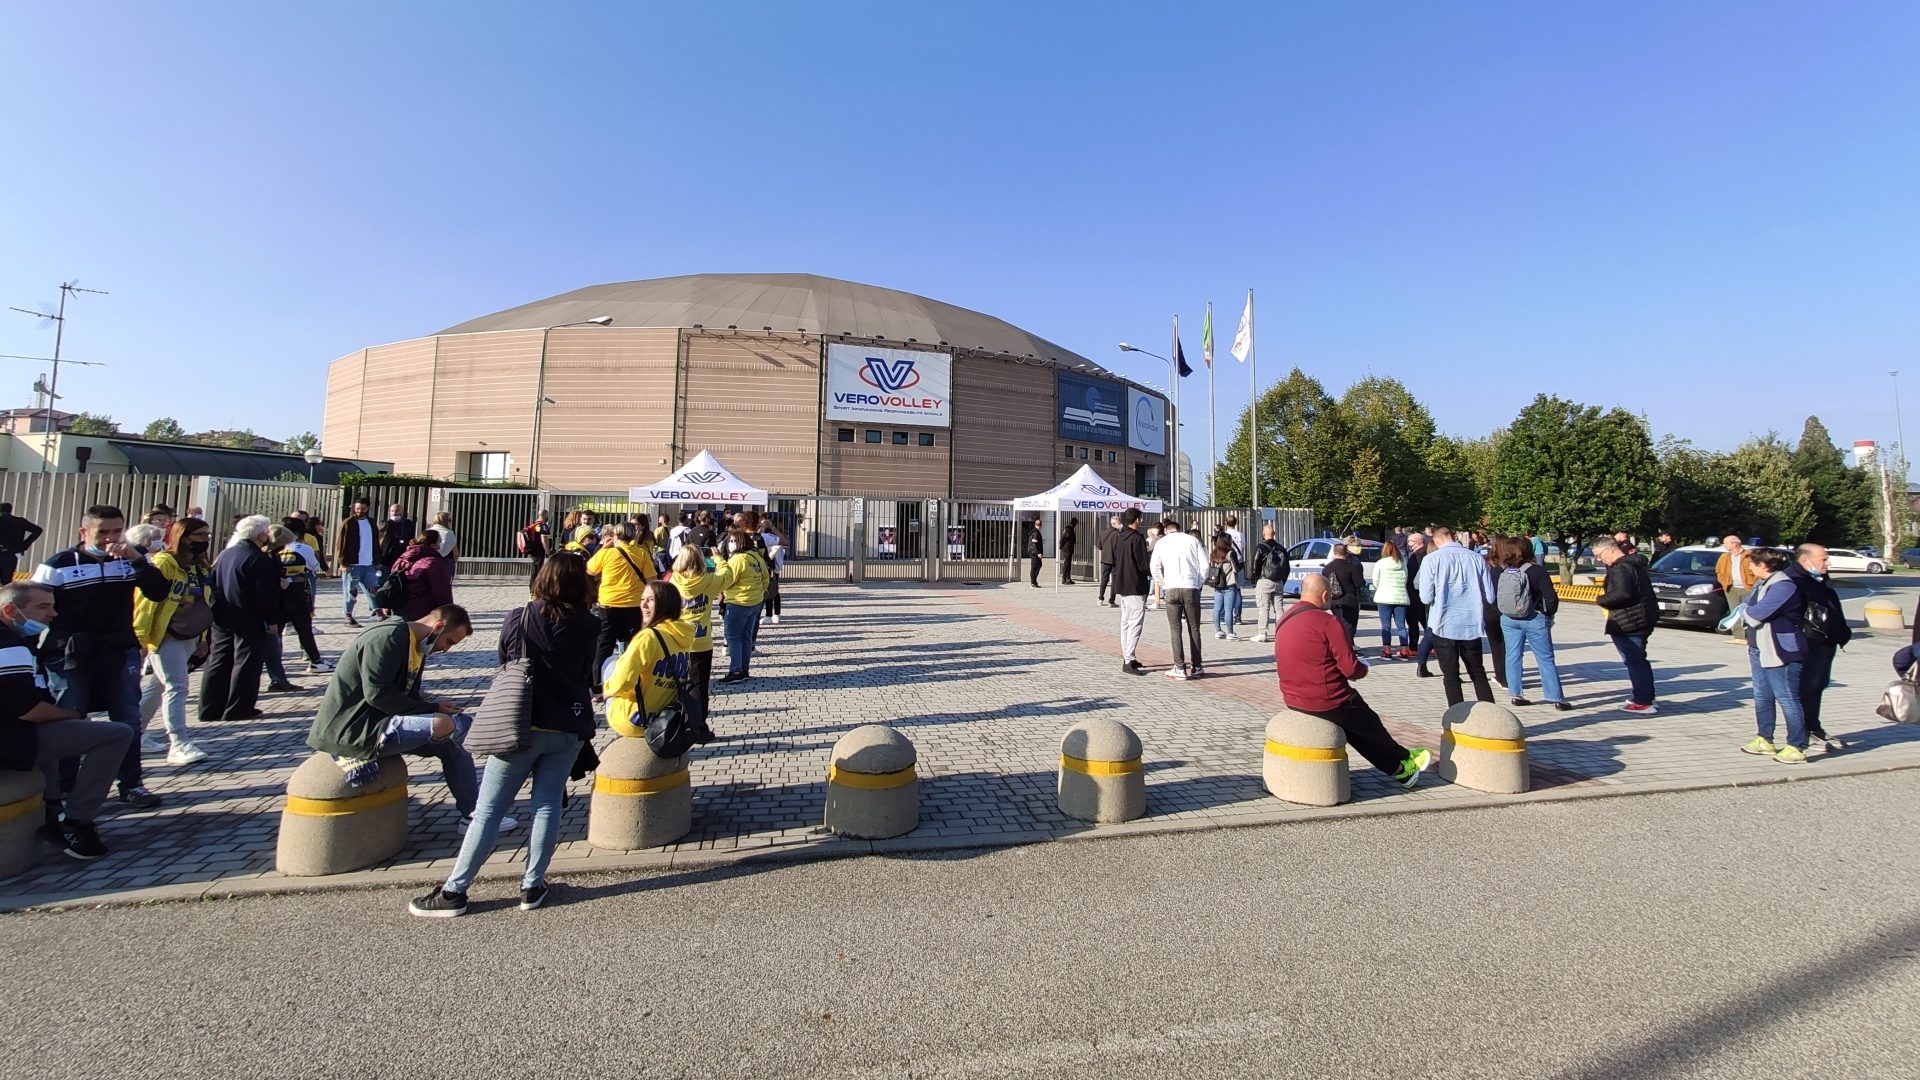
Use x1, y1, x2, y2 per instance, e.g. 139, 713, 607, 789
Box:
3, 2, 1916, 473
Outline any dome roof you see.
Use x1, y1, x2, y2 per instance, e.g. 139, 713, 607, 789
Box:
435, 273, 1105, 372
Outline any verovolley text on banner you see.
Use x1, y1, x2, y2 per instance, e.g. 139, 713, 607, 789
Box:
825, 343, 952, 427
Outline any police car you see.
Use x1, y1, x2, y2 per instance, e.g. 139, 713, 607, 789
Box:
1282, 537, 1385, 599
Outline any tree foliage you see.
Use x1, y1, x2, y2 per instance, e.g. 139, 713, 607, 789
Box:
1730, 434, 1815, 543
284, 431, 320, 455
1657, 437, 1750, 544
1791, 416, 1876, 546
141, 417, 185, 442
66, 412, 116, 436
1214, 368, 1349, 519
1488, 395, 1662, 580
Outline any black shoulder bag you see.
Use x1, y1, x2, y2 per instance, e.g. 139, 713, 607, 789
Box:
639, 627, 698, 759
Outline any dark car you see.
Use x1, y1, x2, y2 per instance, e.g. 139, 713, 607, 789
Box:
1902, 548, 1920, 570
1646, 546, 1730, 630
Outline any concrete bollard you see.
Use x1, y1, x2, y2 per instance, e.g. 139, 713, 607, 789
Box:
1437, 701, 1531, 794
276, 752, 409, 876
589, 736, 692, 851
1865, 601, 1905, 630
0, 769, 45, 879
824, 724, 918, 839
1058, 718, 1146, 824
1263, 711, 1350, 806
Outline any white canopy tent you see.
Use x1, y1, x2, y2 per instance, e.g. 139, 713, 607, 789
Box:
1013, 465, 1164, 592
628, 449, 770, 506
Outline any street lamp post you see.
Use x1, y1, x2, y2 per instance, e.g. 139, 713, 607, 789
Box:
1118, 342, 1180, 506
304, 446, 324, 483
529, 316, 613, 487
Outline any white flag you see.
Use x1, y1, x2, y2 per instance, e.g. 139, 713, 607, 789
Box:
1230, 291, 1253, 363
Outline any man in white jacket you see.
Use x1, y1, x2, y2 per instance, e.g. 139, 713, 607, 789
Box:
1149, 518, 1208, 679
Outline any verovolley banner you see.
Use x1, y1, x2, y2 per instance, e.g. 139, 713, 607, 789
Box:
826, 343, 951, 427
1127, 388, 1166, 455
1056, 370, 1125, 446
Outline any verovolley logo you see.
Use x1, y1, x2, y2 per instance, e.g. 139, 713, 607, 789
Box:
682, 470, 724, 484
1078, 484, 1114, 496
859, 356, 921, 393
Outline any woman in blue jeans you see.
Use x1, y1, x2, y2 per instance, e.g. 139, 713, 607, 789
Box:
1738, 548, 1811, 765
411, 553, 599, 917
1207, 536, 1243, 640
1493, 537, 1571, 711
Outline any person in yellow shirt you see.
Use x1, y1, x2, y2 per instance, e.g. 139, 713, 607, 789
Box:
671, 546, 732, 733
605, 580, 696, 740
719, 529, 770, 683
586, 523, 654, 697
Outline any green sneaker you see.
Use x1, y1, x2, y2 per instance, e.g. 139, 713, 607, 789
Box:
1774, 745, 1808, 765
1394, 747, 1434, 789
1740, 736, 1778, 756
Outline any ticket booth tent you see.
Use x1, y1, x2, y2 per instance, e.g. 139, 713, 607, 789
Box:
629, 450, 770, 507
1013, 465, 1165, 592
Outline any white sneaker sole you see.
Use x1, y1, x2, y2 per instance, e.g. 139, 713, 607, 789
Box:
408, 905, 466, 918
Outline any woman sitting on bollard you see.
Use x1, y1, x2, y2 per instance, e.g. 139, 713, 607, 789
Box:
410, 553, 600, 918
605, 579, 695, 740
669, 546, 731, 742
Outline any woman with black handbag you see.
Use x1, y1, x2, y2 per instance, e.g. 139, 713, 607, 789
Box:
604, 580, 695, 744
411, 553, 599, 918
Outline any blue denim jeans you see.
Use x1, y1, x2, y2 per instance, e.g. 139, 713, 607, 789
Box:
381, 712, 479, 816
342, 564, 384, 618
443, 729, 581, 894
723, 601, 763, 675
50, 643, 146, 791
1500, 613, 1564, 702
1611, 633, 1655, 706
1378, 604, 1409, 649
1212, 585, 1240, 633
1750, 651, 1807, 750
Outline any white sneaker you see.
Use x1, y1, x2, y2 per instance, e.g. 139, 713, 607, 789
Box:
1215, 630, 1227, 640
307, 658, 335, 673
166, 741, 209, 766
1225, 632, 1240, 641
1254, 633, 1269, 642
769, 615, 780, 625
140, 733, 168, 754
459, 814, 518, 833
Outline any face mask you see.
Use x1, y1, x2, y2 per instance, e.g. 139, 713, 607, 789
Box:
189, 541, 210, 555
389, 514, 403, 522
83, 544, 109, 558
14, 615, 46, 637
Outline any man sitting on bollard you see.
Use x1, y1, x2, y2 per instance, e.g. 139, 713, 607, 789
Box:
307, 603, 500, 832
0, 582, 133, 860
1274, 574, 1433, 788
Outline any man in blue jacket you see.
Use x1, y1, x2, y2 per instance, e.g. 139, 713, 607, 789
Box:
1414, 526, 1495, 706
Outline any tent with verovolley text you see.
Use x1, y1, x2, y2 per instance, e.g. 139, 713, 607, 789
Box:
1013, 465, 1164, 591
629, 450, 770, 505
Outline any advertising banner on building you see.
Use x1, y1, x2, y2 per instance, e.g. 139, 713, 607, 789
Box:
826, 344, 951, 427
1056, 371, 1125, 446
1128, 389, 1167, 455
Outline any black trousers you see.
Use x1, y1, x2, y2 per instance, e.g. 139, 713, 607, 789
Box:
1406, 601, 1426, 652
199, 625, 265, 720
1163, 588, 1203, 670
594, 605, 644, 692
1097, 562, 1115, 600
0, 551, 16, 583
1434, 636, 1494, 707
687, 649, 714, 733
1298, 695, 1410, 775
764, 573, 782, 617
1029, 554, 1042, 585
284, 585, 321, 663
1060, 548, 1076, 583
1334, 605, 1360, 645
527, 552, 546, 585
1801, 643, 1836, 737
1483, 603, 1508, 688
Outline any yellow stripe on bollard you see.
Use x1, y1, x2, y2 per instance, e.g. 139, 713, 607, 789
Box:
1061, 754, 1143, 776
284, 785, 407, 817
594, 771, 691, 796
827, 764, 917, 790
1445, 730, 1527, 753
0, 794, 42, 824
1263, 740, 1345, 762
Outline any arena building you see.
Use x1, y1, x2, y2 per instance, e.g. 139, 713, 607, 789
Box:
320, 273, 1172, 501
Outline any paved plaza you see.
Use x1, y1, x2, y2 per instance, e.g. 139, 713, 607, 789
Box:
5, 575, 1920, 908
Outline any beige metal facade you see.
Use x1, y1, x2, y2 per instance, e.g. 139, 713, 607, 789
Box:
323, 329, 1167, 499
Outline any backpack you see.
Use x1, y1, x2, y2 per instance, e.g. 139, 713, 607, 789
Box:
1496, 567, 1534, 619
372, 565, 410, 612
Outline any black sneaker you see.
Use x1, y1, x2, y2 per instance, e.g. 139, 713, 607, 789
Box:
1125, 659, 1143, 672
408, 887, 469, 918
519, 883, 549, 911
40, 820, 108, 860
117, 786, 162, 810
1552, 700, 1574, 712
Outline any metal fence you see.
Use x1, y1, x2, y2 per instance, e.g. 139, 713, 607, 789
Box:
0, 473, 199, 560
207, 479, 343, 540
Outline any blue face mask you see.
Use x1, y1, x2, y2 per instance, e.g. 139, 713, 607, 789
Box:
83, 544, 109, 558
15, 616, 46, 637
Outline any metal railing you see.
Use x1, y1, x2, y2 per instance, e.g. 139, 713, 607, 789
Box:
0, 474, 199, 565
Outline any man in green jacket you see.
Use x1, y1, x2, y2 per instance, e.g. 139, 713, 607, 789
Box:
306, 604, 490, 826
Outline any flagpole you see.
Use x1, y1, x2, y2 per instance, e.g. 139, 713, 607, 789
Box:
1248, 288, 1258, 510
1170, 314, 1182, 507
1206, 300, 1216, 504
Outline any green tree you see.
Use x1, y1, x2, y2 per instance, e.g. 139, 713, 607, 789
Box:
1487, 395, 1663, 582
1339, 376, 1435, 527
284, 431, 320, 455
1731, 434, 1816, 543
1456, 430, 1506, 524
216, 429, 260, 450
142, 417, 185, 442
1791, 416, 1876, 546
1214, 368, 1350, 520
1420, 435, 1482, 527
66, 412, 116, 436
1656, 436, 1752, 544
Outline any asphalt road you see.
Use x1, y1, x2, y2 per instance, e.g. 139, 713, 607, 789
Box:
6, 773, 1919, 1080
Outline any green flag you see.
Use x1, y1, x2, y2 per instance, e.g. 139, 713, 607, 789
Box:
1201, 304, 1213, 368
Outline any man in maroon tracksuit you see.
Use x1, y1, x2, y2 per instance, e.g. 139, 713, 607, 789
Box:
1273, 574, 1434, 788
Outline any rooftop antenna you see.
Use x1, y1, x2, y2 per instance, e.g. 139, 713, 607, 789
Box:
9, 280, 108, 471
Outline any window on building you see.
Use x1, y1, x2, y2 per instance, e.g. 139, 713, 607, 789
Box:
470, 451, 509, 482
892, 431, 908, 445
837, 428, 854, 442
918, 433, 935, 447
865, 430, 882, 444
1063, 445, 1074, 459
1106, 450, 1117, 463
1078, 447, 1089, 460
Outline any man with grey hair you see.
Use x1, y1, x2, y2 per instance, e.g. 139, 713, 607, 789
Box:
200, 514, 281, 722
1593, 537, 1660, 713
0, 580, 133, 859
1790, 543, 1849, 751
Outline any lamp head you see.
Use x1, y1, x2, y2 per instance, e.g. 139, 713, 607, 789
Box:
584, 315, 612, 326
303, 447, 323, 465
1117, 342, 1133, 351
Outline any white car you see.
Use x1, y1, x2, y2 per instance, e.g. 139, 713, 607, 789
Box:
1825, 548, 1889, 574
1283, 538, 1384, 598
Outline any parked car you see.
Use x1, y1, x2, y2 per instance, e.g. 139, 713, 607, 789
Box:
1901, 548, 1920, 570
1283, 537, 1384, 599
1857, 546, 1881, 558
1825, 548, 1889, 574
1646, 545, 1730, 630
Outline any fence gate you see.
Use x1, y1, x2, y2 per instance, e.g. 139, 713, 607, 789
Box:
937, 500, 1018, 582
208, 479, 343, 538
434, 488, 543, 578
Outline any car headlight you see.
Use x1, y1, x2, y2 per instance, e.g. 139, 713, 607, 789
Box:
1684, 583, 1716, 596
